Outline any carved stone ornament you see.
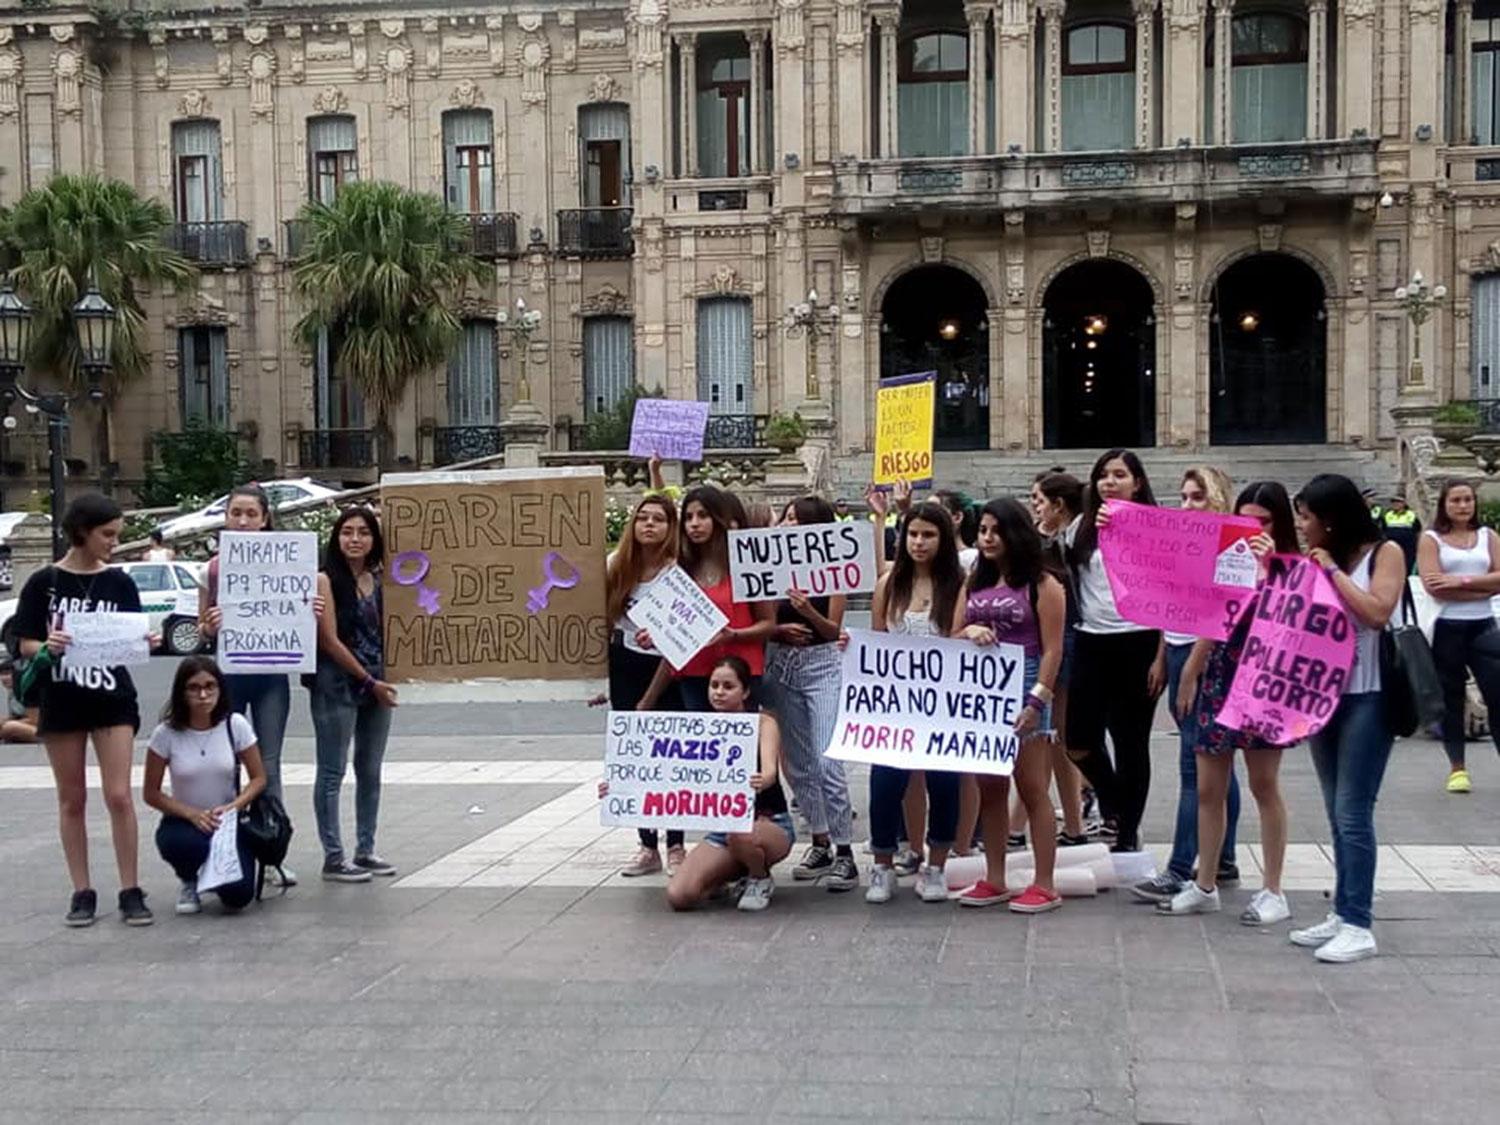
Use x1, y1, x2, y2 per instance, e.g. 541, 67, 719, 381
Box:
779, 0, 806, 52
582, 283, 629, 316
710, 264, 741, 295
589, 73, 619, 102
244, 24, 270, 47
1257, 222, 1283, 254
1086, 228, 1110, 258
421, 17, 441, 76
380, 19, 406, 40
384, 44, 413, 115
285, 25, 306, 84
486, 15, 506, 74
450, 78, 481, 109
630, 0, 666, 71
455, 294, 499, 320
1408, 0, 1443, 21
920, 236, 943, 263
213, 26, 233, 85
312, 85, 347, 114
519, 34, 551, 108
351, 21, 369, 80
1167, 0, 1205, 32
1486, 239, 1500, 272
178, 88, 211, 118
247, 50, 277, 119
167, 292, 233, 329
49, 24, 74, 44
0, 49, 21, 119
1344, 0, 1376, 22
837, 0, 866, 52
149, 29, 170, 88
52, 48, 81, 119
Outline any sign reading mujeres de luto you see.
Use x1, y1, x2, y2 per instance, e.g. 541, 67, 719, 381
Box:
872, 371, 935, 488
1214, 555, 1355, 746
728, 521, 877, 602
217, 530, 318, 674
381, 467, 608, 683
824, 629, 1026, 776
1099, 500, 1262, 641
600, 710, 756, 833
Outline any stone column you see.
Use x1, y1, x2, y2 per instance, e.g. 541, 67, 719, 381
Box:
1041, 0, 1065, 152
876, 11, 900, 157
996, 0, 1035, 151
748, 29, 767, 174
1406, 1, 1448, 402
835, 0, 871, 158
1133, 0, 1157, 148
1337, 0, 1376, 138
1212, 0, 1232, 144
1163, 0, 1206, 145
678, 33, 698, 177
1457, 0, 1475, 145
965, 3, 992, 154
1305, 0, 1328, 140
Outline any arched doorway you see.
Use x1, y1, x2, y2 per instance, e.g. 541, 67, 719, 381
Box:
1043, 260, 1156, 449
1209, 253, 1326, 445
880, 265, 990, 451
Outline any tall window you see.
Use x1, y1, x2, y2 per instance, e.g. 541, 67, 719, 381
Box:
1208, 13, 1308, 143
24, 93, 55, 189
580, 104, 631, 207
1474, 275, 1500, 399
697, 35, 751, 177
583, 316, 635, 417
1062, 24, 1134, 151
308, 115, 359, 203
443, 110, 494, 213
314, 327, 363, 429
696, 297, 752, 414
898, 31, 968, 157
447, 321, 498, 426
172, 120, 223, 223
1475, 7, 1500, 145
178, 327, 229, 428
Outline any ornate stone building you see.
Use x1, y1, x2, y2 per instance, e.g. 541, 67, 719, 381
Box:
0, 0, 1490, 496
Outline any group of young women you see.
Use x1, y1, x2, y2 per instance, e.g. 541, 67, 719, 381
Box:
608, 450, 1484, 964
17, 488, 398, 925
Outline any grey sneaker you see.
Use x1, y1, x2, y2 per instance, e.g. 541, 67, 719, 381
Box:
65, 888, 97, 928
892, 848, 921, 877
353, 854, 397, 877
176, 880, 202, 916
322, 859, 373, 883
118, 887, 154, 926
1131, 872, 1186, 904
792, 844, 834, 881
824, 854, 859, 893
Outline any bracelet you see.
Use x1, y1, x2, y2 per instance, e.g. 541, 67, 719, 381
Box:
1025, 692, 1048, 713
361, 674, 375, 693
1028, 682, 1055, 705
1322, 563, 1339, 578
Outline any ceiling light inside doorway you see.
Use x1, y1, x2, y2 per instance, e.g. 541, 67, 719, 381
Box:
938, 318, 961, 341
1083, 314, 1108, 336
1237, 311, 1261, 332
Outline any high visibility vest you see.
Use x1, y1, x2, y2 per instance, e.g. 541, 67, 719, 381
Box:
1383, 509, 1417, 529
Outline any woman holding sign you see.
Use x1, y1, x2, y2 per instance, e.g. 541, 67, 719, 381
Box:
15, 494, 153, 927
955, 499, 1066, 913
1289, 475, 1404, 963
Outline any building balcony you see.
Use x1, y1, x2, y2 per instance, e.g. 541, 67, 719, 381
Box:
295, 427, 375, 471
664, 177, 776, 221
452, 212, 520, 260
433, 424, 504, 466
830, 139, 1380, 216
164, 221, 249, 267
1445, 146, 1500, 185
556, 207, 634, 258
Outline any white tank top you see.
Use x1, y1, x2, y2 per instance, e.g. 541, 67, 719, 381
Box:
1345, 545, 1385, 695
1425, 529, 1497, 621
887, 605, 942, 637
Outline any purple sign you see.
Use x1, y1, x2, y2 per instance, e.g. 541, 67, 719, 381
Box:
629, 399, 711, 462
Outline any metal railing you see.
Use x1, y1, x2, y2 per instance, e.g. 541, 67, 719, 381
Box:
568, 412, 765, 453
298, 427, 375, 469
453, 212, 520, 260
165, 221, 250, 266
556, 207, 633, 257
434, 424, 504, 466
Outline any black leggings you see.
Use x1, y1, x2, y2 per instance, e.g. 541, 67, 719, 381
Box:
1064, 628, 1161, 851
608, 638, 683, 851
1432, 617, 1500, 768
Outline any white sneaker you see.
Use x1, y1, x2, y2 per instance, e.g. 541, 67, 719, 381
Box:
1314, 923, 1378, 963
1240, 889, 1291, 926
736, 876, 774, 912
915, 864, 949, 903
266, 865, 299, 889
1290, 912, 1343, 948
866, 865, 897, 904
1157, 882, 1220, 915
176, 880, 201, 916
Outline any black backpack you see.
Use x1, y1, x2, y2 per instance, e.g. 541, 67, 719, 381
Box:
230, 723, 295, 899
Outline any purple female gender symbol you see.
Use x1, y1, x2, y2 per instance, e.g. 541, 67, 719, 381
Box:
391, 550, 441, 615
525, 551, 581, 614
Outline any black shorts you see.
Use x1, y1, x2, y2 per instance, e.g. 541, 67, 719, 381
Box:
39, 693, 141, 736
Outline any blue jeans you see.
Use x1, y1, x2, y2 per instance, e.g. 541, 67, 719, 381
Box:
1308, 692, 1394, 930
225, 674, 290, 803
155, 815, 256, 910
869, 764, 959, 856
1165, 643, 1240, 880
309, 689, 393, 862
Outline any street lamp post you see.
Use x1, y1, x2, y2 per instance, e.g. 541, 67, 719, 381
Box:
496, 296, 544, 405
1395, 269, 1447, 392
0, 281, 116, 560
782, 287, 831, 404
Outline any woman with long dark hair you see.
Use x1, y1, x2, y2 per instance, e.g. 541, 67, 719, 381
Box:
308, 506, 399, 883
863, 501, 967, 904
955, 498, 1066, 913
1288, 474, 1404, 962
1159, 481, 1299, 925
1064, 449, 1166, 853
1417, 479, 1500, 793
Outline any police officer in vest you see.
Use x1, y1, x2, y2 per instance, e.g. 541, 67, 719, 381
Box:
1381, 492, 1422, 573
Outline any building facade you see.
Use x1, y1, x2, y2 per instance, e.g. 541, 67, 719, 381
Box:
0, 0, 1490, 494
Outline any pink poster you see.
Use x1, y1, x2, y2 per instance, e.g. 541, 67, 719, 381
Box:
1215, 555, 1357, 746
1099, 501, 1263, 641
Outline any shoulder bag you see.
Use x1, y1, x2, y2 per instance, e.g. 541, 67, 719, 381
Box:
230, 720, 295, 899
1378, 550, 1444, 738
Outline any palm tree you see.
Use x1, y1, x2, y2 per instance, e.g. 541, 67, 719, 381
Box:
290, 181, 487, 468
0, 174, 197, 475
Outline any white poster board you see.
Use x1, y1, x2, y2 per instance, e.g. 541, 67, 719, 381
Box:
625, 565, 728, 671
728, 522, 878, 602
217, 531, 319, 675
64, 612, 151, 670
196, 808, 243, 892
600, 710, 757, 833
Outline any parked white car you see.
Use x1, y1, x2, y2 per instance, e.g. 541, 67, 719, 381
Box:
156, 478, 341, 539
0, 559, 207, 657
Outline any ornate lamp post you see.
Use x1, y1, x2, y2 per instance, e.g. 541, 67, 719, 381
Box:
496, 296, 544, 405
0, 280, 116, 559
782, 287, 837, 412
1396, 269, 1447, 392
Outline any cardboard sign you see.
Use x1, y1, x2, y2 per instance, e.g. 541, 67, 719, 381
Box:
873, 372, 936, 488
64, 611, 151, 669
625, 565, 728, 671
1215, 556, 1356, 746
728, 521, 877, 602
216, 531, 319, 674
381, 467, 609, 683
600, 710, 757, 833
824, 629, 1026, 776
628, 399, 711, 462
1099, 501, 1263, 641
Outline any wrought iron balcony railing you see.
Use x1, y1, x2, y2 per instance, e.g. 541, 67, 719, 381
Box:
298, 427, 375, 469
556, 207, 634, 258
434, 424, 504, 466
165, 221, 250, 266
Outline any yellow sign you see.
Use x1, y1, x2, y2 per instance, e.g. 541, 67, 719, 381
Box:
873, 372, 936, 487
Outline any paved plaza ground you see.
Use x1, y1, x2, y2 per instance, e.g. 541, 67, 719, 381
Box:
3, 663, 1500, 1124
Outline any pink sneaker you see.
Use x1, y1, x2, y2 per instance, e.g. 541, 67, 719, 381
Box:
1009, 884, 1062, 914
958, 880, 1012, 907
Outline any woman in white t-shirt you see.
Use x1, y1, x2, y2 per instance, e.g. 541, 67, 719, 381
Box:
1418, 479, 1500, 794
142, 656, 267, 915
